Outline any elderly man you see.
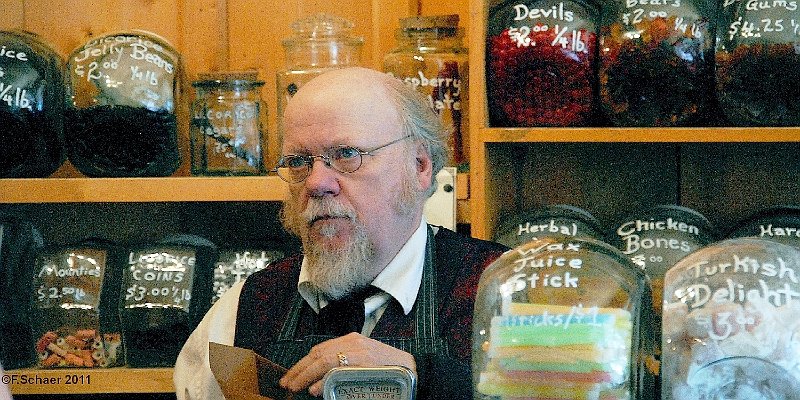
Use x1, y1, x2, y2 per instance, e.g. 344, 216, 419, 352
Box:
174, 67, 507, 399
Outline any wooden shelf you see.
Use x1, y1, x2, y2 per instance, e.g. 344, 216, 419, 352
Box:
6, 368, 174, 394
478, 127, 800, 143
0, 176, 289, 203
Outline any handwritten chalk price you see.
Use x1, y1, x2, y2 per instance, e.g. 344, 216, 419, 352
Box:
0, 82, 32, 111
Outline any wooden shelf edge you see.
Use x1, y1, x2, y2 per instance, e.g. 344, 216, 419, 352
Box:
477, 127, 800, 143
6, 367, 174, 394
0, 176, 290, 203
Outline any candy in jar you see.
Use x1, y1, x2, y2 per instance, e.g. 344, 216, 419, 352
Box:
472, 237, 655, 399
661, 238, 800, 399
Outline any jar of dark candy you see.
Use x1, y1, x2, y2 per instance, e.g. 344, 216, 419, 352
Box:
65, 30, 181, 177
598, 0, 715, 126
0, 213, 43, 369
120, 235, 216, 367
0, 30, 65, 178
190, 71, 266, 176
31, 239, 126, 368
715, 0, 800, 126
662, 238, 800, 399
493, 204, 605, 248
486, 0, 599, 127
383, 15, 470, 170
472, 237, 655, 399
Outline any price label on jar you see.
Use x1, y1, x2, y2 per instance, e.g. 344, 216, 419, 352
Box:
69, 33, 177, 110
33, 248, 106, 309
212, 249, 284, 303
123, 248, 195, 310
0, 42, 37, 112
723, 0, 800, 41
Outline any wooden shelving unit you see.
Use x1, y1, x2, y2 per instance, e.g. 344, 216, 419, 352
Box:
467, 0, 800, 241
0, 176, 290, 203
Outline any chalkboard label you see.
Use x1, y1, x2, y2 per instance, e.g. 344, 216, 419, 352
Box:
212, 249, 284, 303
34, 248, 106, 310
123, 248, 195, 311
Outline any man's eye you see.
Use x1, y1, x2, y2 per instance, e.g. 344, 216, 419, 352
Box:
334, 147, 361, 160
284, 156, 308, 168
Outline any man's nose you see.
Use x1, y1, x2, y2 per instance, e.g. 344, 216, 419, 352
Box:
304, 158, 340, 197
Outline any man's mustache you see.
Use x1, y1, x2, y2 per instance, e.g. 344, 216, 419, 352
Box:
302, 199, 356, 225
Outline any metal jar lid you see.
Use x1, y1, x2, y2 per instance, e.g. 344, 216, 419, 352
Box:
727, 205, 800, 248
493, 204, 605, 248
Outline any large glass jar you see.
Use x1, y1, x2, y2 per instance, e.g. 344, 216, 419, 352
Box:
728, 205, 800, 248
716, 0, 800, 126
486, 0, 599, 127
212, 247, 286, 304
120, 235, 216, 367
383, 15, 470, 171
31, 240, 126, 368
0, 213, 43, 370
598, 0, 715, 126
65, 30, 181, 177
190, 71, 266, 176
277, 14, 363, 147
493, 204, 605, 248
661, 238, 800, 399
0, 30, 65, 178
473, 237, 655, 399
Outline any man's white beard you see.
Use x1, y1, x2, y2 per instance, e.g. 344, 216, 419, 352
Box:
282, 197, 376, 300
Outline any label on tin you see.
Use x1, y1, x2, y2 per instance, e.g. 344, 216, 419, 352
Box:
323, 367, 416, 400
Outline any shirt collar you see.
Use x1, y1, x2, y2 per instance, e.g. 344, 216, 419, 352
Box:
298, 218, 428, 315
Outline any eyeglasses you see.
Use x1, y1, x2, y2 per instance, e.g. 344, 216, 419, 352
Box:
273, 135, 413, 183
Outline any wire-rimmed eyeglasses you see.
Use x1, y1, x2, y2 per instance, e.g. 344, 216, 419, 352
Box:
272, 135, 413, 183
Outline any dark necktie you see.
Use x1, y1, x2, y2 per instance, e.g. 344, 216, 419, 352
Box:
317, 285, 381, 336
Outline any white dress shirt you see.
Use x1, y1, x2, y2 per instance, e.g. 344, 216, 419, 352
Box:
173, 218, 429, 400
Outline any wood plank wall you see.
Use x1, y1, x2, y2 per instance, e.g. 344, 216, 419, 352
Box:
0, 0, 469, 176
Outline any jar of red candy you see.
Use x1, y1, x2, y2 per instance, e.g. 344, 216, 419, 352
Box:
486, 0, 599, 127
715, 0, 800, 126
598, 0, 715, 126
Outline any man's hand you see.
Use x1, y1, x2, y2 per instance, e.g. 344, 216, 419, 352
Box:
279, 332, 417, 397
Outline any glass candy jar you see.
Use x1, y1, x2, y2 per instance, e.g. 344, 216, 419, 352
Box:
486, 0, 599, 127
383, 15, 470, 170
0, 213, 43, 369
473, 237, 654, 399
31, 240, 126, 368
493, 204, 605, 248
65, 30, 181, 177
190, 72, 266, 175
0, 30, 65, 178
120, 235, 216, 367
598, 0, 715, 126
728, 205, 800, 248
212, 247, 286, 304
661, 238, 800, 399
277, 14, 363, 145
715, 0, 800, 126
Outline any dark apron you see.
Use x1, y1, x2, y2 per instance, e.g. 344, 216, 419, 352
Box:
269, 227, 449, 398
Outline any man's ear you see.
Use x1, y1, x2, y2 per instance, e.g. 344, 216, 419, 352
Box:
415, 144, 434, 192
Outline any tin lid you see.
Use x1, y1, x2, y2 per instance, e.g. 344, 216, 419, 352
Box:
322, 366, 417, 400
